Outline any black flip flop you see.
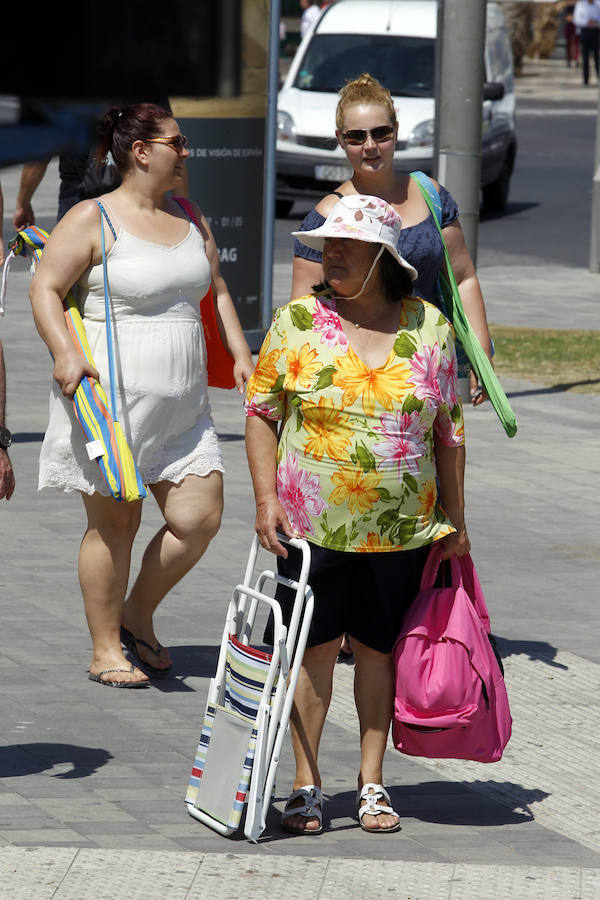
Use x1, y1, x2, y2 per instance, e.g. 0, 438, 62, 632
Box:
120, 626, 173, 678
88, 663, 150, 688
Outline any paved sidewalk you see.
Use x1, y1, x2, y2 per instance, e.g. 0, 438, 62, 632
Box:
1, 58, 599, 900
514, 55, 600, 105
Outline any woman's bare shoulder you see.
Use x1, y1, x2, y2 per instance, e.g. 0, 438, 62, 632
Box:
44, 200, 101, 249
314, 194, 339, 217
64, 198, 103, 228
314, 181, 357, 216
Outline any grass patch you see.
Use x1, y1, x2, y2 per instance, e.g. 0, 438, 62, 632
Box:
489, 325, 600, 394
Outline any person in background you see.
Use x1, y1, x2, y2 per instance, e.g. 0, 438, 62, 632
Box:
573, 0, 600, 83
560, 2, 580, 67
0, 181, 4, 267
246, 195, 469, 835
300, 0, 322, 38
12, 99, 187, 231
30, 103, 253, 688
291, 72, 493, 661
0, 182, 15, 499
290, 73, 493, 404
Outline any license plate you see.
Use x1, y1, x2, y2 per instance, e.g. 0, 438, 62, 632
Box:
314, 164, 352, 182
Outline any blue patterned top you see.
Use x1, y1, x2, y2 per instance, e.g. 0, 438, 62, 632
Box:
293, 184, 459, 308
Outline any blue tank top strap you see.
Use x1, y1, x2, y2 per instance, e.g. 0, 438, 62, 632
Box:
96, 200, 117, 241
294, 207, 327, 260
293, 194, 342, 259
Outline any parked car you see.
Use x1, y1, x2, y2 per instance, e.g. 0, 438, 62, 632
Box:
276, 0, 517, 216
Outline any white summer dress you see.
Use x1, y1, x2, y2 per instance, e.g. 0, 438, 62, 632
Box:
39, 209, 224, 496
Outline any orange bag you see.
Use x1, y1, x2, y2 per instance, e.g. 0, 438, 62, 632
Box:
175, 197, 236, 389
200, 284, 236, 389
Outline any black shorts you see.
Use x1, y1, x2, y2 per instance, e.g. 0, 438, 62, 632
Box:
269, 541, 434, 655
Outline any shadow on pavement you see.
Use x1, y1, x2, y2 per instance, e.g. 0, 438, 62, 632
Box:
387, 781, 548, 827
495, 636, 568, 670
507, 379, 600, 398
0, 742, 112, 779
255, 780, 549, 841
479, 200, 540, 222
137, 644, 220, 693
216, 432, 244, 442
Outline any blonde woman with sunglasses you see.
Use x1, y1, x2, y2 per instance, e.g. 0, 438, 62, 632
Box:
30, 103, 254, 687
291, 72, 492, 671
291, 73, 493, 405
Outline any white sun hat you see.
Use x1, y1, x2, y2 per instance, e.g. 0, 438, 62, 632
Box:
292, 194, 418, 282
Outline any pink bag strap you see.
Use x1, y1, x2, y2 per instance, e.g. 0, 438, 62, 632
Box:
421, 543, 490, 621
420, 542, 457, 589
173, 196, 199, 227
458, 553, 491, 630
421, 544, 492, 631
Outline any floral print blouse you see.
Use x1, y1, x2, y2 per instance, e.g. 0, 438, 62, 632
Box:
245, 293, 465, 553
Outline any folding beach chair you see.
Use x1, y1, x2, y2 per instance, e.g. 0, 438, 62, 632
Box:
185, 533, 314, 842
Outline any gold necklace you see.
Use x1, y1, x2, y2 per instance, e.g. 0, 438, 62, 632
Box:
335, 298, 388, 329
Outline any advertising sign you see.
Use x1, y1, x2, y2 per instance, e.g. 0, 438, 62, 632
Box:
181, 117, 266, 349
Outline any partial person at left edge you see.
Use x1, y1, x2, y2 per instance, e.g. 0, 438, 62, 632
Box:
12, 98, 187, 230
0, 337, 15, 501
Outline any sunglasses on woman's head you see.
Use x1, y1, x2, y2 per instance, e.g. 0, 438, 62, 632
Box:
342, 125, 395, 145
146, 134, 189, 153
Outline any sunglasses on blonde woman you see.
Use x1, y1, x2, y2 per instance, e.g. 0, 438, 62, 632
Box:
341, 125, 395, 145
146, 134, 189, 153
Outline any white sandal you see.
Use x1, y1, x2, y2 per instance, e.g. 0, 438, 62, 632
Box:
281, 784, 324, 835
356, 783, 401, 833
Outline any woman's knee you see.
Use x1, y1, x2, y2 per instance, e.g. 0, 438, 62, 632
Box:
194, 502, 223, 542
159, 473, 224, 544
83, 495, 142, 545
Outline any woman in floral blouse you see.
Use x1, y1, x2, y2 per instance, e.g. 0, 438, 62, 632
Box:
245, 195, 470, 836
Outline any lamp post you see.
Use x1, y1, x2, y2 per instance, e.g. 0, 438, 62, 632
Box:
260, 0, 282, 338
434, 0, 487, 266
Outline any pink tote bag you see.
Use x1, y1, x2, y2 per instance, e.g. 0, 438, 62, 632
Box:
392, 545, 512, 763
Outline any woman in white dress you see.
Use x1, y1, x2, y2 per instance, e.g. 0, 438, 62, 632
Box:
30, 103, 254, 687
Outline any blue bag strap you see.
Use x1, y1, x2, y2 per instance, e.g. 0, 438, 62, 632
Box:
96, 199, 117, 241
96, 201, 119, 421
410, 171, 442, 227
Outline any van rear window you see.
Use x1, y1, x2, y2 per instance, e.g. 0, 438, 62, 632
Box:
293, 34, 435, 97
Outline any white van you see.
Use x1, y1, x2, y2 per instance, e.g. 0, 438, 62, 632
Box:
276, 0, 516, 215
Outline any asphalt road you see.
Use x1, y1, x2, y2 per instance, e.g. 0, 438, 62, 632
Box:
479, 108, 596, 269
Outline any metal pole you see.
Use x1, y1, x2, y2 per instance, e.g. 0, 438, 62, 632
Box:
260, 0, 282, 339
589, 84, 600, 272
435, 0, 487, 266
433, 0, 445, 179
